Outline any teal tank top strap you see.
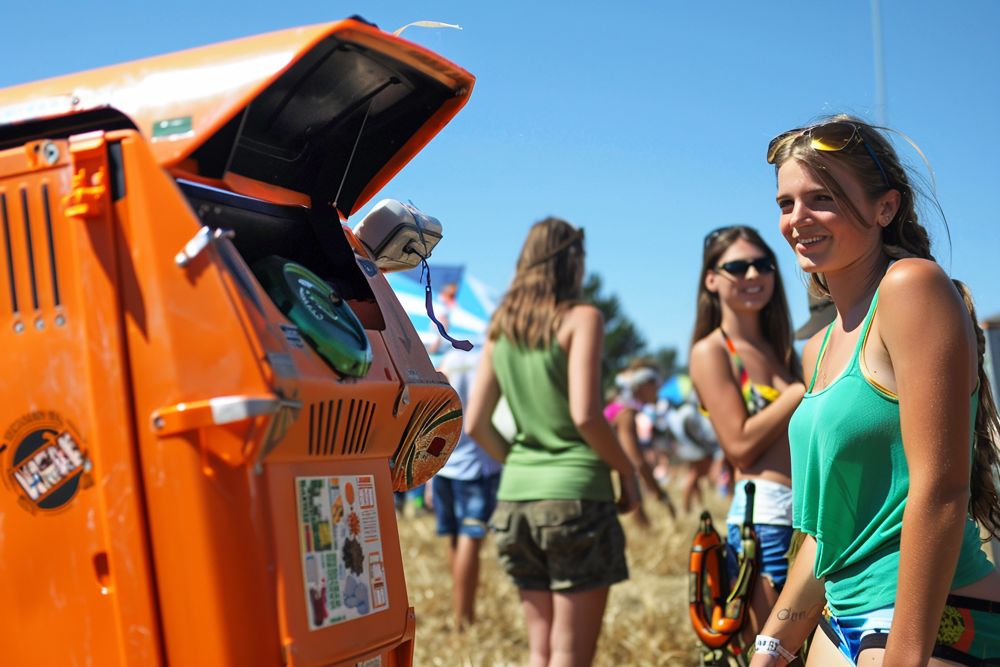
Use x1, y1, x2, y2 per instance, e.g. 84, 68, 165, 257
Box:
808, 322, 836, 393
807, 290, 882, 392
846, 289, 881, 378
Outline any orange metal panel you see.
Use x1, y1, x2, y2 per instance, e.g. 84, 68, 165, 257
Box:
0, 136, 161, 665
109, 130, 284, 666
265, 459, 413, 666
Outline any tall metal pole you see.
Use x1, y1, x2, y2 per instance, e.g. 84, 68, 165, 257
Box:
871, 0, 888, 124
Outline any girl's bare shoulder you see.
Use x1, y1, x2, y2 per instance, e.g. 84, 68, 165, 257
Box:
881, 257, 948, 291
564, 302, 604, 325
879, 258, 965, 325
559, 303, 603, 334
556, 303, 603, 348
690, 330, 732, 388
690, 330, 724, 366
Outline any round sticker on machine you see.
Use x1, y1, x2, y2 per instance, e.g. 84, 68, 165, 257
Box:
3, 411, 91, 512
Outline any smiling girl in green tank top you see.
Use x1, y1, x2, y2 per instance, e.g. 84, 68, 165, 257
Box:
749, 116, 1000, 667
791, 286, 990, 617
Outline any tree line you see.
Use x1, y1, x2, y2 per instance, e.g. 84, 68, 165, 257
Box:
582, 273, 680, 394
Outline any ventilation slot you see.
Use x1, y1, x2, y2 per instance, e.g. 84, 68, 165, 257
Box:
41, 184, 60, 307
1, 192, 16, 315
20, 187, 38, 311
308, 399, 375, 456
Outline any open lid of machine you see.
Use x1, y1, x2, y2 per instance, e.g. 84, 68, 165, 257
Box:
0, 17, 475, 217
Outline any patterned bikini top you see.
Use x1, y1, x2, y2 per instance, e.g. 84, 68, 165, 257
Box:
719, 328, 780, 416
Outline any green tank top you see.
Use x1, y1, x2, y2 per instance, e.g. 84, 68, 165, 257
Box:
491, 335, 613, 502
789, 289, 992, 616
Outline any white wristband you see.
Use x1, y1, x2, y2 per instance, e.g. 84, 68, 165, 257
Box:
754, 635, 796, 663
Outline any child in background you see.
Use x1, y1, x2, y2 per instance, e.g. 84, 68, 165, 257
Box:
429, 347, 503, 630
605, 365, 677, 523
664, 390, 719, 514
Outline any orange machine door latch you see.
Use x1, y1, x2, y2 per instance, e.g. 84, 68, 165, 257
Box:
62, 133, 110, 219
151, 394, 302, 466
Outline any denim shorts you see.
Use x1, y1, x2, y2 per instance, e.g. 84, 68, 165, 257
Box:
726, 523, 793, 591
490, 499, 628, 592
432, 473, 500, 539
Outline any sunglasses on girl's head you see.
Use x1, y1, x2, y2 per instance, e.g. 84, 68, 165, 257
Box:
716, 258, 775, 278
703, 225, 755, 250
766, 121, 892, 188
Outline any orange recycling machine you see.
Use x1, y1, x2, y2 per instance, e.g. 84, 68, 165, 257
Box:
0, 17, 473, 667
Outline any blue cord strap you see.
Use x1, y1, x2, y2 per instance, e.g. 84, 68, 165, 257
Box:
420, 257, 473, 352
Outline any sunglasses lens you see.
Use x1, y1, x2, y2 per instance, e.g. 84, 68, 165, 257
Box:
768, 122, 860, 162
753, 259, 776, 274
809, 122, 856, 152
719, 259, 774, 277
766, 131, 797, 164
769, 120, 892, 187
719, 260, 749, 276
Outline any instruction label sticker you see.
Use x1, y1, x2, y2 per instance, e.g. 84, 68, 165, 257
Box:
151, 116, 193, 141
296, 475, 389, 630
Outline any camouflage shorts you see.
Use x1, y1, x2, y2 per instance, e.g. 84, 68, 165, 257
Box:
490, 499, 628, 592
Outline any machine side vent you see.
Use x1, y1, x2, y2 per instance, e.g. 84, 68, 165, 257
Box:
41, 184, 60, 307
308, 399, 374, 456
1, 192, 17, 314
19, 187, 39, 311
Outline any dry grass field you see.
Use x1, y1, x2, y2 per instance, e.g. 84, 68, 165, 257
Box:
397, 481, 731, 667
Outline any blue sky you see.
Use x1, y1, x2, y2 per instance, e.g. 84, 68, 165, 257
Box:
3, 1, 998, 362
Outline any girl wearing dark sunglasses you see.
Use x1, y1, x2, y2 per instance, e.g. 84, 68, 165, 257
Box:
750, 116, 1000, 667
690, 225, 806, 648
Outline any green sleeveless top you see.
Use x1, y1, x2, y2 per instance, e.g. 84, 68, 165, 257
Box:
789, 289, 992, 616
491, 335, 614, 502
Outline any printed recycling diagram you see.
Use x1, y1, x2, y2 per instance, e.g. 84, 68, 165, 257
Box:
297, 475, 388, 629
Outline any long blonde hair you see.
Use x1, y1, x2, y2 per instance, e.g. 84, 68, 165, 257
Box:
770, 114, 1000, 538
488, 217, 585, 348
